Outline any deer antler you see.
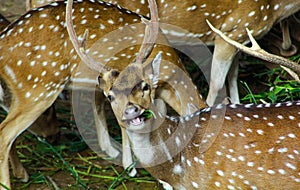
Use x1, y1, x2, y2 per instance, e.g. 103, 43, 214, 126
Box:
134, 0, 159, 64
66, 0, 159, 72
206, 20, 300, 77
66, 0, 110, 73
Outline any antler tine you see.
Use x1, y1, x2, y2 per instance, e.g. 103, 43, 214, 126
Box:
135, 0, 159, 64
206, 20, 300, 76
66, 0, 110, 73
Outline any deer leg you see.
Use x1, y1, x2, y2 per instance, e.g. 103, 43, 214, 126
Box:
227, 53, 240, 104
289, 13, 300, 42
95, 104, 137, 177
121, 127, 137, 177
9, 142, 29, 182
94, 91, 120, 158
280, 20, 292, 51
206, 37, 237, 106
94, 91, 137, 176
277, 20, 297, 56
0, 145, 10, 190
0, 95, 59, 189
9, 104, 60, 182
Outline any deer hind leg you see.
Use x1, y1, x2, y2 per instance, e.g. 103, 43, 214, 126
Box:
206, 37, 237, 106
0, 95, 59, 189
9, 142, 29, 182
9, 104, 60, 182
227, 53, 240, 104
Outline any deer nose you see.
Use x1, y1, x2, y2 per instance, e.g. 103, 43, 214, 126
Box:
124, 105, 141, 120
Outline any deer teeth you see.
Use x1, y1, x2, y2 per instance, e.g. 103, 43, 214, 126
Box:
130, 117, 145, 126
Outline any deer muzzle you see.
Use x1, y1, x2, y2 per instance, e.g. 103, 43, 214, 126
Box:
122, 105, 150, 126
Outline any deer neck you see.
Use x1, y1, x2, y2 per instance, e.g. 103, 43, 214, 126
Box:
126, 106, 211, 189
126, 103, 210, 166
126, 112, 172, 166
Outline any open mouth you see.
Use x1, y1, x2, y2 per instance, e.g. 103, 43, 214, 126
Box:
128, 110, 154, 126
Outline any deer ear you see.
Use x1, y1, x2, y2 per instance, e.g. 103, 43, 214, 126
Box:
98, 76, 106, 90
98, 69, 119, 90
150, 52, 162, 87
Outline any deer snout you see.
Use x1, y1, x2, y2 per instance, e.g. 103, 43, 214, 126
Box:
123, 105, 141, 120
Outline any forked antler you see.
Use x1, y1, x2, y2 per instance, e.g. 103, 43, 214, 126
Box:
66, 0, 160, 73
66, 0, 110, 73
206, 20, 300, 77
134, 0, 159, 64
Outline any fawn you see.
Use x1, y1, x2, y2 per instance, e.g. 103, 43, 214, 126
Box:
0, 0, 205, 188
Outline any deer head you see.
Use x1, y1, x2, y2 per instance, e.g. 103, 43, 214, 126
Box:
66, 0, 182, 129
100, 54, 162, 127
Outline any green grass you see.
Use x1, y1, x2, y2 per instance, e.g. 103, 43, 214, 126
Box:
240, 60, 300, 104
12, 131, 160, 190
2, 98, 160, 189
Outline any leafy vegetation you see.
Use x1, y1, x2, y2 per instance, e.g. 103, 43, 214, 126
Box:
240, 58, 300, 104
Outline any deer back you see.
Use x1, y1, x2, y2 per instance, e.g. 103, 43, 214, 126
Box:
107, 0, 300, 44
132, 101, 300, 189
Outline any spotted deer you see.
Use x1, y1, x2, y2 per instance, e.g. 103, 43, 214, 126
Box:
105, 0, 300, 106
0, 0, 205, 188
124, 99, 300, 189
67, 1, 300, 189
0, 12, 61, 183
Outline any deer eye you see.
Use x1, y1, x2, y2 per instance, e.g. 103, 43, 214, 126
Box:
107, 94, 114, 102
142, 83, 150, 91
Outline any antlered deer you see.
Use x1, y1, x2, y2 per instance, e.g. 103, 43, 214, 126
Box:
0, 0, 204, 188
